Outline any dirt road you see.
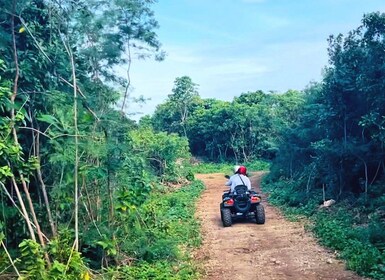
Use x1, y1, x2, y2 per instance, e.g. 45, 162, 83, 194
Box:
195, 172, 366, 280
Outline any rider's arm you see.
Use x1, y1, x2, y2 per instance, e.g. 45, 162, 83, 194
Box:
225, 175, 233, 186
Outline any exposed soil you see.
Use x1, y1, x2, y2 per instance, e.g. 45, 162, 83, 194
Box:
195, 172, 367, 280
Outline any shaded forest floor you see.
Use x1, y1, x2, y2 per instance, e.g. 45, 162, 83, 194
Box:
194, 172, 367, 280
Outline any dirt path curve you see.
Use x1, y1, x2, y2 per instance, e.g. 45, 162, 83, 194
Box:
195, 172, 366, 280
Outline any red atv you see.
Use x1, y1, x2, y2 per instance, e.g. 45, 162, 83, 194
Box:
220, 184, 265, 227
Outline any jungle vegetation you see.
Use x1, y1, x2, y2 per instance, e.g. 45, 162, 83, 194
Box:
0, 0, 200, 279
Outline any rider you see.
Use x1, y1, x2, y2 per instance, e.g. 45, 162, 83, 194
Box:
225, 165, 251, 192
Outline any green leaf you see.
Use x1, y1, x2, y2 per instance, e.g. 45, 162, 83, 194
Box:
36, 114, 61, 130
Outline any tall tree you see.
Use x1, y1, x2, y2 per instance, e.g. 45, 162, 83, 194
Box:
168, 76, 200, 137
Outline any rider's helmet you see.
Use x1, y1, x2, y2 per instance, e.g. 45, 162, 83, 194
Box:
238, 166, 247, 175
233, 165, 241, 174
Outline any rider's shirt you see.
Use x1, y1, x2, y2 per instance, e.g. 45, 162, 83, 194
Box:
225, 174, 251, 192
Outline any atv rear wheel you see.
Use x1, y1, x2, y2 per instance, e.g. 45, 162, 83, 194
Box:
221, 208, 232, 227
255, 204, 265, 224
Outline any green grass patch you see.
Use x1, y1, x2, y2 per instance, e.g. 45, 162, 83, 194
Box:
190, 160, 270, 174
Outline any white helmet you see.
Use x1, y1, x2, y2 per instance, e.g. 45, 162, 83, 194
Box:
233, 165, 240, 174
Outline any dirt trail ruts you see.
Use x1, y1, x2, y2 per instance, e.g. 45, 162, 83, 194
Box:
195, 172, 367, 280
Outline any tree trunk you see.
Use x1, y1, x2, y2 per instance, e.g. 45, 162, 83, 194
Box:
62, 35, 79, 251
35, 130, 56, 236
10, 177, 36, 241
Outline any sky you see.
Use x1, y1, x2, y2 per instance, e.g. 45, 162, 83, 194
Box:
126, 0, 385, 119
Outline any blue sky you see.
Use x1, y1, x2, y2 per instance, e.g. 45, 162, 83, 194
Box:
127, 0, 385, 118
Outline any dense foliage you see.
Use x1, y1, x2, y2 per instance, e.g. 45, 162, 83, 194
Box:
150, 84, 304, 162
0, 0, 201, 278
263, 12, 385, 279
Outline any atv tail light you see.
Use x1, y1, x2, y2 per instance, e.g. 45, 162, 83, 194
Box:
251, 196, 261, 203
224, 198, 234, 206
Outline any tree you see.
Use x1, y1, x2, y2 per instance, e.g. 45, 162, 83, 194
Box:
167, 76, 200, 137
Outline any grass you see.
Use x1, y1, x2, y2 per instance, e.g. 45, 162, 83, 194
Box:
190, 160, 270, 174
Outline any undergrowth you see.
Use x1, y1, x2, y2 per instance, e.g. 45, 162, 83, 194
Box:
0, 180, 205, 280
262, 178, 385, 279
99, 179, 205, 279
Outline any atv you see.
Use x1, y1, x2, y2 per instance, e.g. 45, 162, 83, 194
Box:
220, 185, 265, 227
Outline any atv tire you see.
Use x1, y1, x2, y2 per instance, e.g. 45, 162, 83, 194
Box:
255, 204, 265, 224
221, 208, 232, 227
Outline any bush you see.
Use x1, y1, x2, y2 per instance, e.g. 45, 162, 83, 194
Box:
341, 240, 381, 273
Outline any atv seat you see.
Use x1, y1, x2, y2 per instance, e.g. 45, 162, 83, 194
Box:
233, 185, 248, 195
222, 185, 250, 200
